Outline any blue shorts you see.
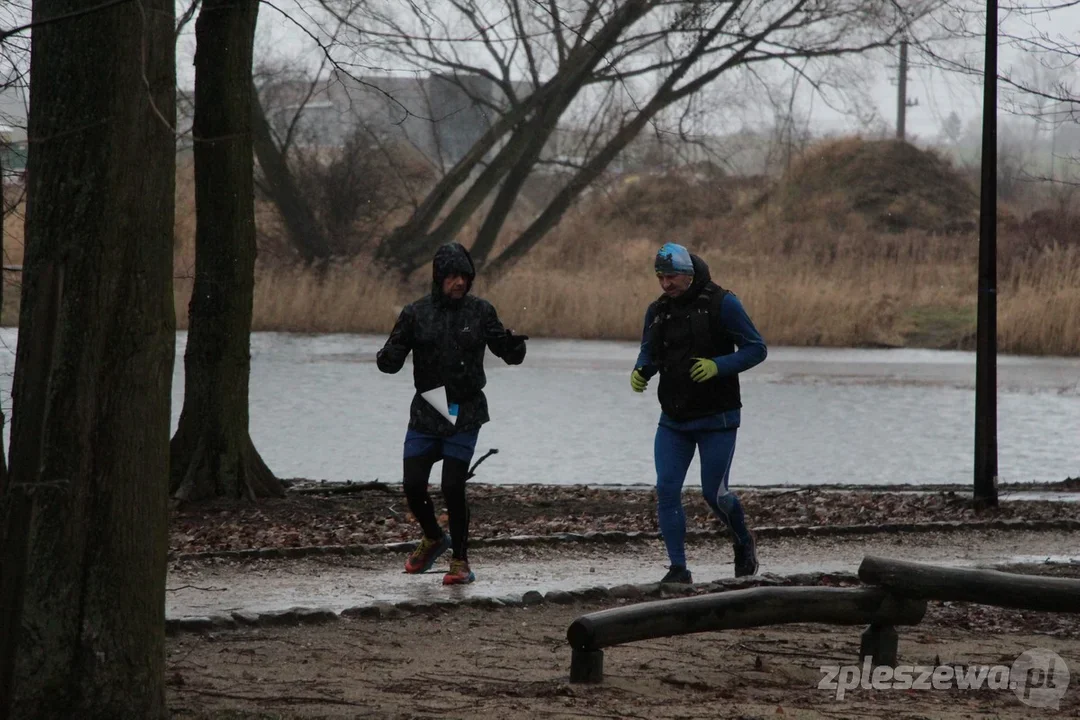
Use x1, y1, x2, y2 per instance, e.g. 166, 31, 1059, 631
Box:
403, 427, 480, 463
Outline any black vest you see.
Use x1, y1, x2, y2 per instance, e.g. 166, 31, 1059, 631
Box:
649, 283, 742, 421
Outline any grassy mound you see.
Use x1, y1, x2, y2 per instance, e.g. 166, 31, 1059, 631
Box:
764, 138, 978, 233
600, 168, 736, 228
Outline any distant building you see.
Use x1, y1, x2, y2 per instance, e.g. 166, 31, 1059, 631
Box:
252, 70, 533, 172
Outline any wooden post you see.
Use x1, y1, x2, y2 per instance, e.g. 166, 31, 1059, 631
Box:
860, 624, 899, 667
570, 649, 604, 684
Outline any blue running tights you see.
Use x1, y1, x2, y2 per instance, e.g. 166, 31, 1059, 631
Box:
654, 425, 751, 568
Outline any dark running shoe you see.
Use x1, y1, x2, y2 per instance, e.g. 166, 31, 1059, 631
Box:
734, 533, 758, 578
660, 565, 693, 584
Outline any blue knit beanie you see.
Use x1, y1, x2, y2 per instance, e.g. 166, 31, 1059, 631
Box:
654, 242, 694, 276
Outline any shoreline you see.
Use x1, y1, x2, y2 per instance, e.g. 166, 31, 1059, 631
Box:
3, 321, 1080, 358
287, 477, 1080, 493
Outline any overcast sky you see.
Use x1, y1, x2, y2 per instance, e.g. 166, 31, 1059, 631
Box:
3, 1, 1077, 145
175, 1, 1080, 143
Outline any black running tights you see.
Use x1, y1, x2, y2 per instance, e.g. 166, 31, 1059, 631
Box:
402, 452, 470, 561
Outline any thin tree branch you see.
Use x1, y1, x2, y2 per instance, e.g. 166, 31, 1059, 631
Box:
1, 0, 132, 42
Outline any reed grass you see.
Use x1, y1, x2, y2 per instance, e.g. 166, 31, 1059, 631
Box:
168, 211, 1080, 357
5, 149, 1080, 356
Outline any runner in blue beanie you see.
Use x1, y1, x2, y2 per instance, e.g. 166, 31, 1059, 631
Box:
632, 243, 768, 583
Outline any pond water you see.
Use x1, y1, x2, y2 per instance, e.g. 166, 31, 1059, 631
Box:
1, 329, 1077, 488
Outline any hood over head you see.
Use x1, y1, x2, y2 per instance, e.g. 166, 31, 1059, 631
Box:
665, 252, 717, 306
678, 253, 712, 303
432, 242, 476, 302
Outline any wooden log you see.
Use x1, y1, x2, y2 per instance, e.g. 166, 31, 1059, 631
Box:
566, 586, 925, 652
858, 556, 1080, 612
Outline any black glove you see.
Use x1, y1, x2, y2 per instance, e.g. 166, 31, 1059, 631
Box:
505, 329, 528, 344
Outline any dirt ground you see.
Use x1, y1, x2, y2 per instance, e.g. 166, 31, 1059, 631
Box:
167, 563, 1080, 719
169, 482, 1080, 556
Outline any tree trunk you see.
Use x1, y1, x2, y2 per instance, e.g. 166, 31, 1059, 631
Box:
372, 80, 555, 273
485, 0, 755, 277
171, 0, 283, 502
0, 150, 6, 495
467, 100, 568, 268
0, 0, 175, 713
485, 99, 666, 277
251, 81, 332, 266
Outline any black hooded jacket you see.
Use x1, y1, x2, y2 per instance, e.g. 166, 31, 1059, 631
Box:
644, 253, 741, 421
376, 243, 527, 435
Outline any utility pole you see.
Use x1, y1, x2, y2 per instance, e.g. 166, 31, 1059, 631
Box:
895, 38, 919, 141
974, 0, 999, 508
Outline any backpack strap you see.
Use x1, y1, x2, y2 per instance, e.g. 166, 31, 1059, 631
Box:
689, 285, 716, 351
647, 297, 670, 366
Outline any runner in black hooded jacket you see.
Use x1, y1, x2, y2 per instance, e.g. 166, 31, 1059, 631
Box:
377, 242, 526, 584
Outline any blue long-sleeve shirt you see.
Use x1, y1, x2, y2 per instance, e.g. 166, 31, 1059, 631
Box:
634, 291, 767, 430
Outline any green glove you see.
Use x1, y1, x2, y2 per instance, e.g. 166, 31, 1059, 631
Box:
690, 357, 718, 383
630, 368, 649, 392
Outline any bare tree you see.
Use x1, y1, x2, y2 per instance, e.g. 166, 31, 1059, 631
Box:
0, 146, 6, 494
1003, 28, 1078, 183
253, 63, 437, 258
289, 124, 436, 255
0, 0, 29, 495
320, 0, 656, 272
481, 0, 939, 276
170, 0, 283, 501
309, 0, 939, 276
0, 0, 175, 714
916, 0, 1080, 183
252, 72, 334, 264
940, 109, 963, 145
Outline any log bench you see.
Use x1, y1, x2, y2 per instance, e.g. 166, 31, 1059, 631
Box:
566, 556, 1080, 683
566, 585, 926, 683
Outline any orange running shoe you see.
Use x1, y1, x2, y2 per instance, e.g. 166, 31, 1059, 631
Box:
442, 558, 475, 585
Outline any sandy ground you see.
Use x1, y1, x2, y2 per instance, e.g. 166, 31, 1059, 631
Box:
166, 531, 1080, 719
167, 582, 1080, 719
164, 481, 1080, 718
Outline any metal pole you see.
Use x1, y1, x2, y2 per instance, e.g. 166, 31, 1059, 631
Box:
974, 0, 998, 507
896, 39, 908, 140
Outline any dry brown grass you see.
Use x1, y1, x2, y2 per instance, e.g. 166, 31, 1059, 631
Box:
5, 138, 1080, 356
3, 186, 24, 266
200, 209, 1080, 357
